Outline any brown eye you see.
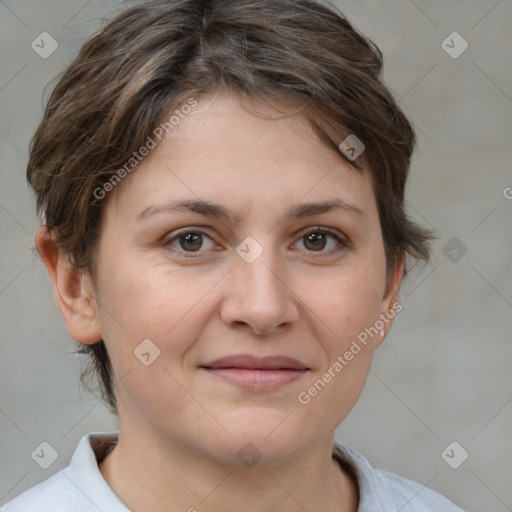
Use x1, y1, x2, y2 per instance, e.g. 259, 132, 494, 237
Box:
178, 232, 203, 252
303, 232, 328, 251
164, 229, 217, 256
295, 228, 348, 257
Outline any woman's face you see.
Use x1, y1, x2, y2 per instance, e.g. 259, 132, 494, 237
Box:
87, 92, 401, 464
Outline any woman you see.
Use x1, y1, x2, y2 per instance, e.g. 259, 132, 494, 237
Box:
1, 0, 464, 510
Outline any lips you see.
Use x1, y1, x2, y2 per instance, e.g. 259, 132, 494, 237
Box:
201, 354, 308, 370
199, 354, 309, 391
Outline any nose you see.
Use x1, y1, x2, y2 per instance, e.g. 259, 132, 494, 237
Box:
220, 245, 300, 336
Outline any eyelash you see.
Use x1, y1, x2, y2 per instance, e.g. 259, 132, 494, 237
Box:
162, 227, 349, 259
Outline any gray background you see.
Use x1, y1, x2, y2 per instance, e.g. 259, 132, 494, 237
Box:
1, 0, 511, 510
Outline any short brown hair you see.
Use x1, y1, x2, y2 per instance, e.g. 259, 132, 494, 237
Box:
28, 0, 433, 415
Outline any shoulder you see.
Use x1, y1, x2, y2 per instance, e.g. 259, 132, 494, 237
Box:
376, 469, 465, 511
332, 441, 466, 511
1, 431, 123, 512
1, 470, 77, 512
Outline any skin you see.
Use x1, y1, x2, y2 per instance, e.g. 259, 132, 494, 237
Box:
37, 91, 403, 512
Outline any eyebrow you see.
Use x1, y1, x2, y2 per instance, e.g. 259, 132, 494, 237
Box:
136, 198, 366, 223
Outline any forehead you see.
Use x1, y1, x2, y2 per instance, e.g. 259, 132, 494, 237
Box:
108, 92, 377, 223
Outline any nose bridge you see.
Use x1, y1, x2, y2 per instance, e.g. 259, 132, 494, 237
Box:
221, 234, 298, 334
236, 237, 285, 306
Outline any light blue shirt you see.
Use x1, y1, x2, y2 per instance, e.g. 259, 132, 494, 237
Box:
1, 432, 464, 511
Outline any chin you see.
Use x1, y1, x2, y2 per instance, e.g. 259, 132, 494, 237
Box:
216, 408, 311, 463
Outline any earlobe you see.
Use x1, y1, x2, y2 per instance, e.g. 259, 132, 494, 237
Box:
35, 227, 102, 345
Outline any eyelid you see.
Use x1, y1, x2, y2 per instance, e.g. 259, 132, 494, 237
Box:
161, 225, 214, 242
295, 225, 348, 243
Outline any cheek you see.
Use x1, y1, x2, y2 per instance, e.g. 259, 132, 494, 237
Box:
93, 259, 223, 430
94, 257, 222, 362
303, 257, 385, 339
293, 262, 384, 421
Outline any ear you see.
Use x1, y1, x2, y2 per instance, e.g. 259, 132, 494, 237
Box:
375, 255, 404, 348
35, 227, 102, 345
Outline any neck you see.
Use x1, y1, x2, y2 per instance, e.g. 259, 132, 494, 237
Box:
99, 418, 359, 512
